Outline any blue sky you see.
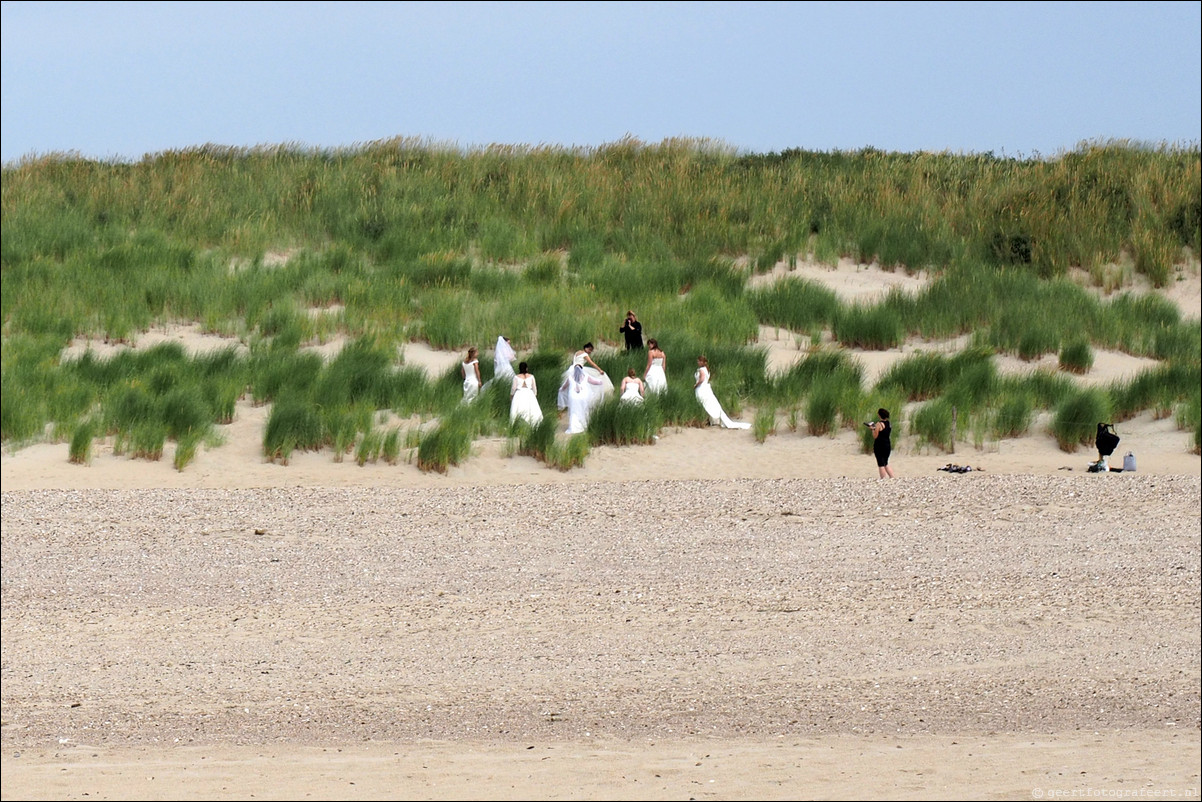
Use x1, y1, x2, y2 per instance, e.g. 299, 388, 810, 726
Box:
2, 1, 1199, 165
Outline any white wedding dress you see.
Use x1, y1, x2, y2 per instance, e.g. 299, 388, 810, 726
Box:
645, 355, 667, 394
462, 359, 481, 403
694, 366, 750, 429
510, 374, 543, 426
619, 379, 644, 404
561, 365, 604, 434
557, 351, 614, 413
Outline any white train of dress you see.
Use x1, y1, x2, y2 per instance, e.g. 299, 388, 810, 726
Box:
509, 374, 543, 426
645, 356, 667, 394
694, 366, 750, 429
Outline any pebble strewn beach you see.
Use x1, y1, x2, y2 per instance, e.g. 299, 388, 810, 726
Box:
3, 475, 1198, 750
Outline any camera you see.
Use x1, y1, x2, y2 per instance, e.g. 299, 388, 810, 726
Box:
864, 421, 875, 427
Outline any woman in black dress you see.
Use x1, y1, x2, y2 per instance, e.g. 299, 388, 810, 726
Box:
869, 407, 895, 479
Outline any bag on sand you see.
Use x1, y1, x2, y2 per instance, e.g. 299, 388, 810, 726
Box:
1123, 451, 1137, 472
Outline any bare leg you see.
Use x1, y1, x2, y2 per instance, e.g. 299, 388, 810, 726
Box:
884, 465, 895, 478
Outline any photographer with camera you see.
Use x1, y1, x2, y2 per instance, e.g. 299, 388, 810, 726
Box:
867, 408, 895, 479
619, 310, 644, 350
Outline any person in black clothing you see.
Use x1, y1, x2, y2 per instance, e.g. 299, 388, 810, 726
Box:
619, 310, 644, 350
869, 407, 895, 478
1094, 422, 1120, 471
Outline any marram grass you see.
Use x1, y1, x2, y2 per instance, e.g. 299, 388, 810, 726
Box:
2, 139, 1199, 467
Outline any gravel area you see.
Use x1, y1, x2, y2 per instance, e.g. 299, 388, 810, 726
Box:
2, 474, 1199, 750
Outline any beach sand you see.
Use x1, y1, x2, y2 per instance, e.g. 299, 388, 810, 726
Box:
2, 261, 1199, 800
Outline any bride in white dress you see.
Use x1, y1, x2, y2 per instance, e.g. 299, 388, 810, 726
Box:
509, 362, 543, 426
552, 343, 610, 435
562, 362, 605, 434
556, 342, 613, 414
644, 339, 667, 394
693, 355, 750, 429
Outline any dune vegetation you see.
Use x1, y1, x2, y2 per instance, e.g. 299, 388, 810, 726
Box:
2, 136, 1199, 470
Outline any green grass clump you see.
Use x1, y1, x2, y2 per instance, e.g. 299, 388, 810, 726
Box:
173, 431, 204, 471
160, 386, 212, 442
355, 427, 383, 466
804, 386, 840, 436
943, 354, 998, 410
263, 397, 325, 464
833, 304, 904, 350
68, 417, 98, 465
548, 433, 591, 471
514, 415, 559, 462
876, 351, 949, 401
587, 396, 661, 446
1058, 339, 1094, 374
1109, 362, 1201, 422
415, 408, 477, 473
770, 347, 864, 407
1050, 388, 1111, 453
752, 407, 777, 442
991, 392, 1034, 439
380, 427, 403, 464
746, 276, 840, 333
1175, 394, 1201, 454
911, 398, 956, 452
124, 421, 168, 461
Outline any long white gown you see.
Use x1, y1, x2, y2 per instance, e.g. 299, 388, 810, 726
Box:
462, 359, 481, 403
645, 355, 667, 394
563, 365, 603, 434
619, 378, 645, 404
557, 351, 614, 412
493, 336, 516, 384
694, 366, 750, 429
509, 374, 543, 426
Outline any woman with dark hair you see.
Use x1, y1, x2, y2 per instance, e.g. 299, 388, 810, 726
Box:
644, 339, 667, 394
693, 355, 750, 429
869, 407, 895, 478
509, 361, 542, 426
